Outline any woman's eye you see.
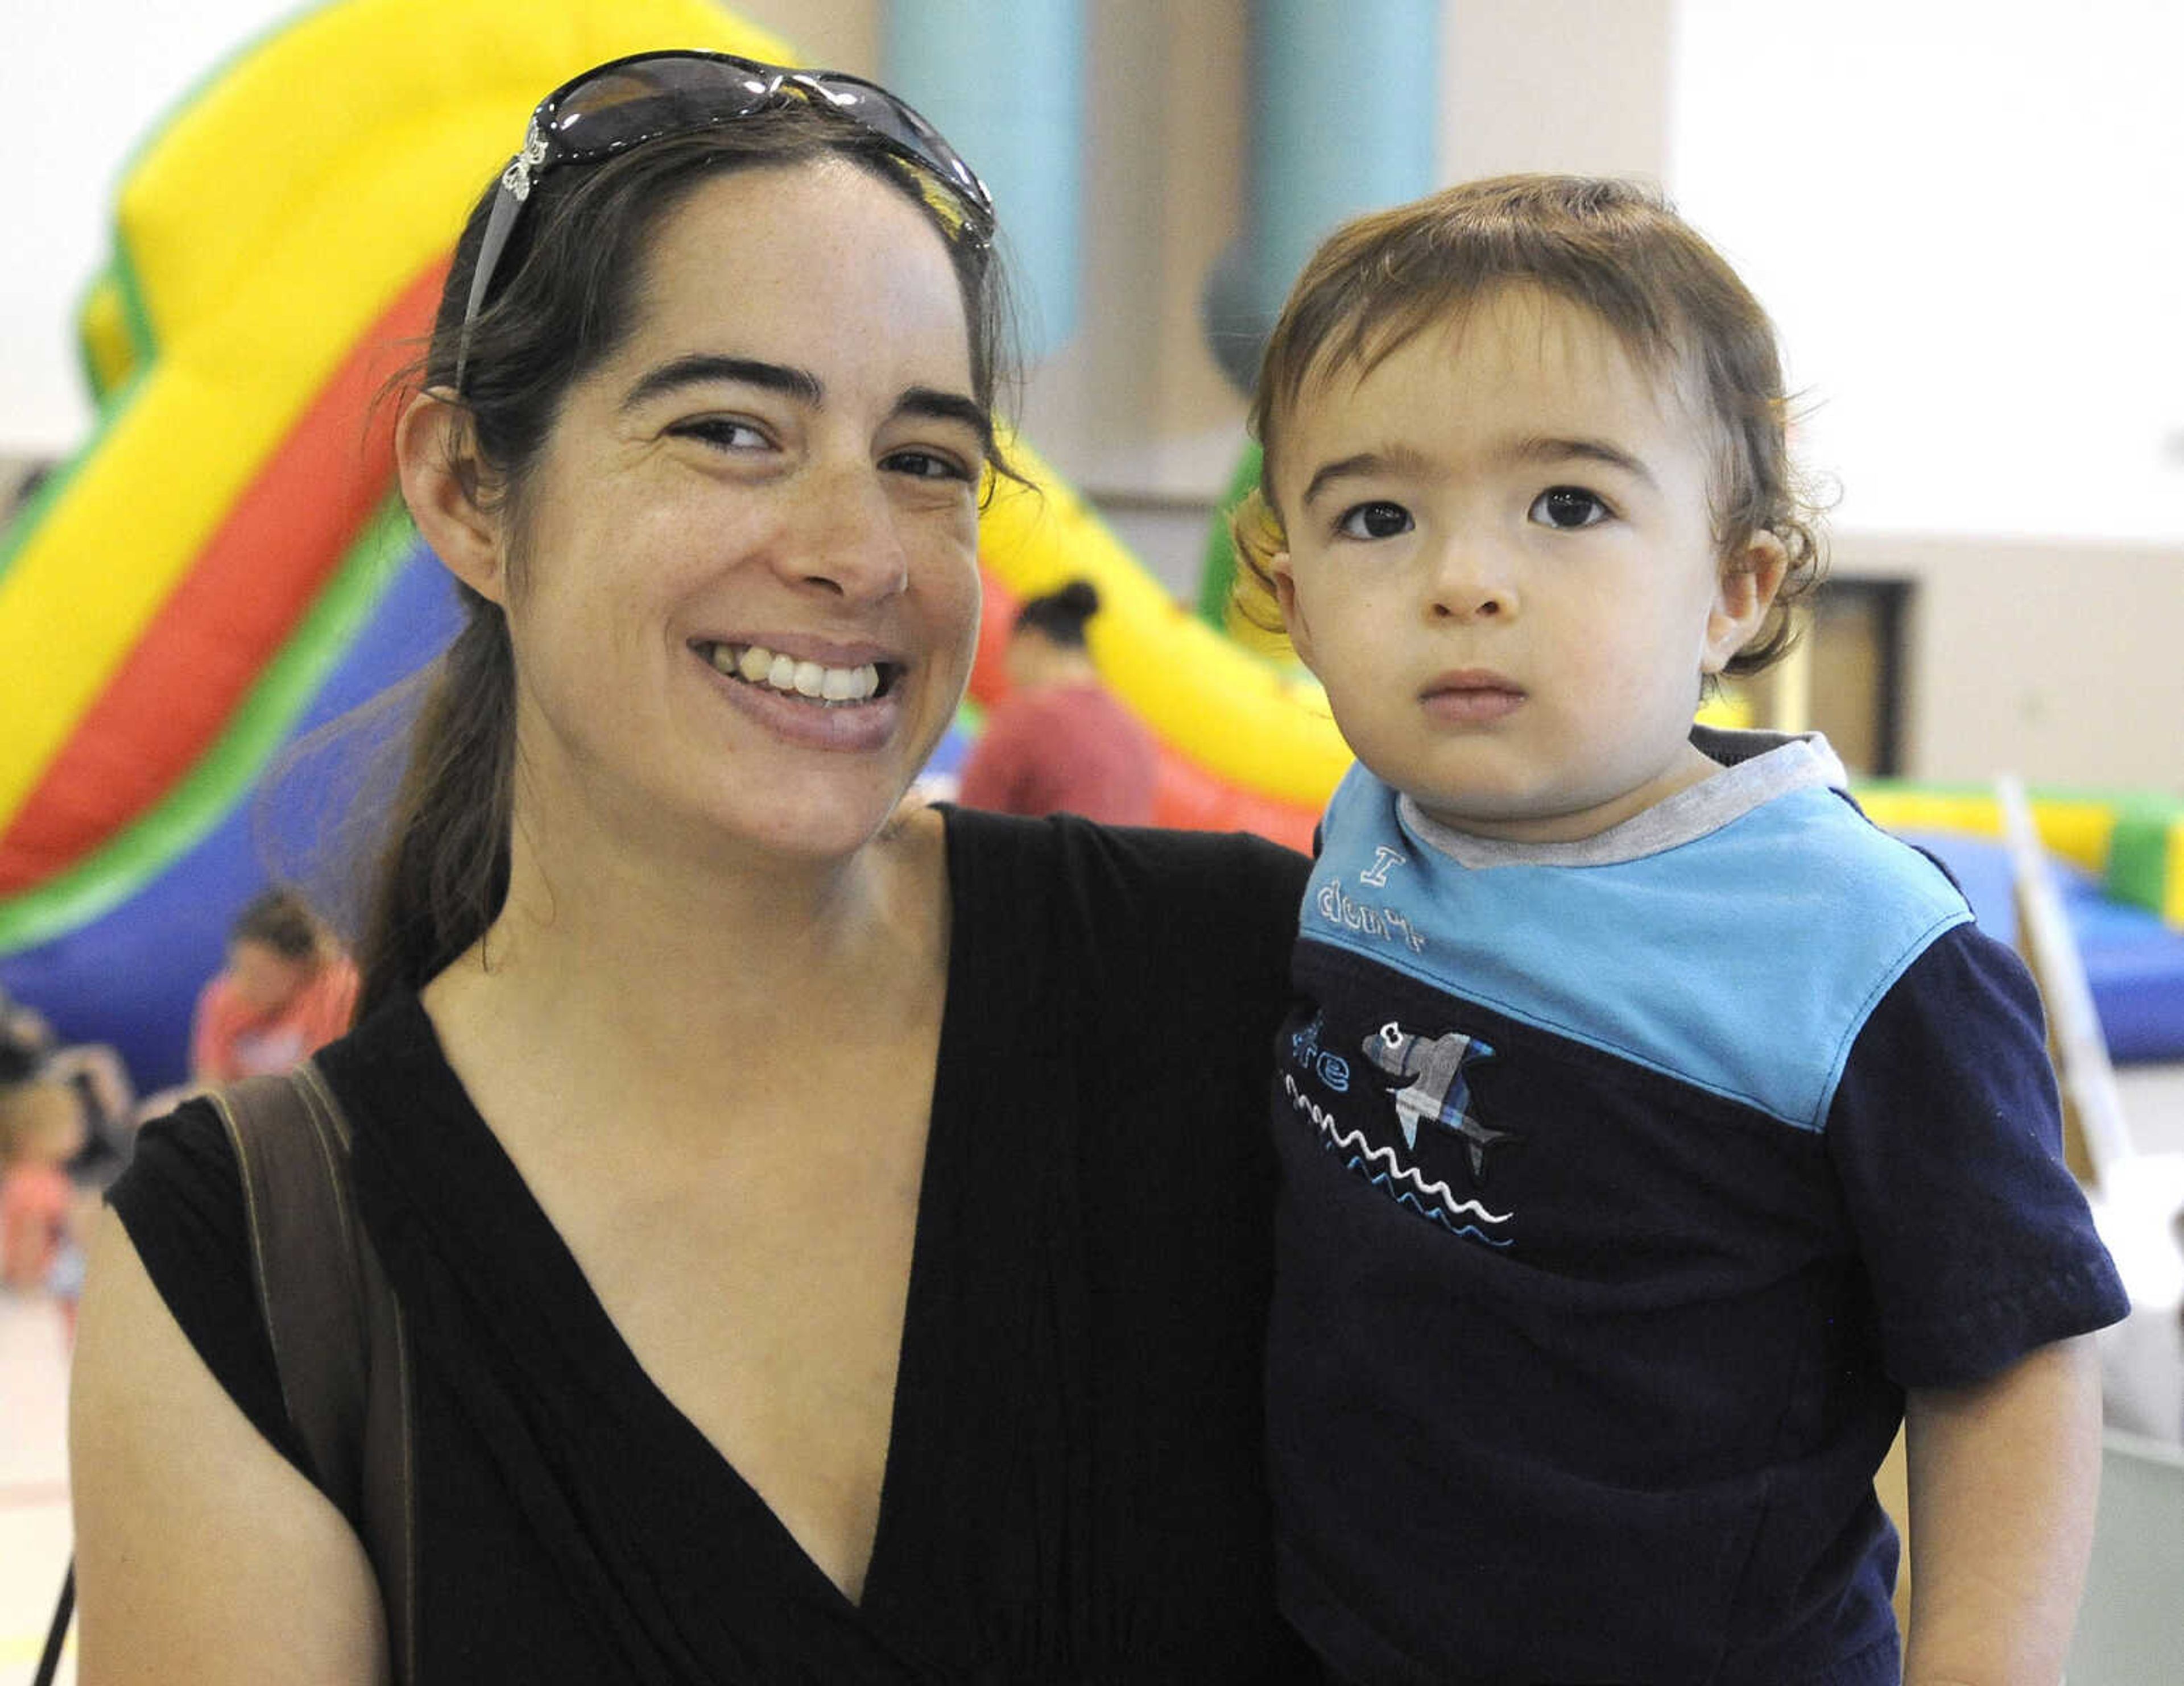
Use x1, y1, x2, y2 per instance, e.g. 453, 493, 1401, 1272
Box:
1529, 486, 1610, 529
884, 448, 973, 483
672, 417, 771, 452
1335, 500, 1412, 540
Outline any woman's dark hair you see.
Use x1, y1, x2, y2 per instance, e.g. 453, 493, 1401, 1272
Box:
357, 101, 1015, 1018
232, 887, 325, 963
1012, 580, 1101, 651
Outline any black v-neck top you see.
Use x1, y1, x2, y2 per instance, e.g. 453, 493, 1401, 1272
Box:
109, 809, 1321, 1683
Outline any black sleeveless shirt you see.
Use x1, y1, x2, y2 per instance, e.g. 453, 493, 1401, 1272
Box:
110, 809, 1320, 1684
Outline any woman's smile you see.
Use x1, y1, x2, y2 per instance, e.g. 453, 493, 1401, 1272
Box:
692, 637, 907, 752
698, 640, 892, 705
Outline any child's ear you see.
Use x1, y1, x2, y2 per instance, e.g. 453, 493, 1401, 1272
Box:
1268, 552, 1317, 669
396, 390, 511, 606
1702, 529, 1789, 675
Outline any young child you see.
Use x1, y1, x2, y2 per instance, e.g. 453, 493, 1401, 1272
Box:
1238, 175, 2129, 1685
189, 887, 359, 1085
956, 580, 1160, 824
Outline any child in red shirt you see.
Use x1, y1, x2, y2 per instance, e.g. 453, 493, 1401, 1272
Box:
190, 888, 359, 1084
957, 581, 1159, 825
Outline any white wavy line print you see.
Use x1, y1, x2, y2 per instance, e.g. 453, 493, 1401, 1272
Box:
1285, 1075, 1513, 1229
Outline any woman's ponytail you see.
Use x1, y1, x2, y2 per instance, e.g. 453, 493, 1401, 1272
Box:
353, 594, 517, 1018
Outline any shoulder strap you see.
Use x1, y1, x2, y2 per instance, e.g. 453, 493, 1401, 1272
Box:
210, 1061, 417, 1684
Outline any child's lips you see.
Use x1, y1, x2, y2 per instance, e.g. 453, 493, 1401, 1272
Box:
1420, 670, 1526, 725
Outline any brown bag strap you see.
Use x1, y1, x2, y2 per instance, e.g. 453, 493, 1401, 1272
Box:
210, 1061, 416, 1684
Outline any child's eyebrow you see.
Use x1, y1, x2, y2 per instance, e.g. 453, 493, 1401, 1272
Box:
1508, 436, 1660, 491
1298, 445, 1437, 511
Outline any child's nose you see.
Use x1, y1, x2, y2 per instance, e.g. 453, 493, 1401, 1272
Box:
1425, 540, 1515, 622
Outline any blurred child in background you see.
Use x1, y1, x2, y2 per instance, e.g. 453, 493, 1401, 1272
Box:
0, 984, 135, 1184
1, 1072, 94, 1336
189, 887, 358, 1084
957, 580, 1159, 825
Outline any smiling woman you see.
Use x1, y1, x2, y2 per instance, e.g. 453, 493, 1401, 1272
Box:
66, 53, 1317, 1686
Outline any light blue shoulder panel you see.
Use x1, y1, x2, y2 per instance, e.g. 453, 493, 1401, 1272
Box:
1298, 767, 1974, 1131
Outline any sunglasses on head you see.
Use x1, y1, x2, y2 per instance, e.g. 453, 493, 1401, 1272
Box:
454, 49, 995, 390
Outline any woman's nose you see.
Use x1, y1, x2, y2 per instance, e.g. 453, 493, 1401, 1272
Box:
780, 466, 911, 601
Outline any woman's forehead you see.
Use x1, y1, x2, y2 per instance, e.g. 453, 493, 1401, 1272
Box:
623, 160, 974, 380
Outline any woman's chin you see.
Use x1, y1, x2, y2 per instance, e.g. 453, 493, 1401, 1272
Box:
694, 763, 934, 866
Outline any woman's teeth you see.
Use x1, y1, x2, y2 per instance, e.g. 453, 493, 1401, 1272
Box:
706, 643, 884, 704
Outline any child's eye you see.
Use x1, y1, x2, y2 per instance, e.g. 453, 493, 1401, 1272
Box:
673, 417, 771, 452
1335, 500, 1413, 540
883, 448, 975, 483
1529, 487, 1611, 529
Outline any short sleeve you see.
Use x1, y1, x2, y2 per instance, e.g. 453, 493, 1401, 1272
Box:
105, 1100, 309, 1473
1826, 923, 2129, 1387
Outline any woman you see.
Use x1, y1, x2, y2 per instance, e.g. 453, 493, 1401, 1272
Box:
68, 53, 1316, 1684
956, 580, 1159, 824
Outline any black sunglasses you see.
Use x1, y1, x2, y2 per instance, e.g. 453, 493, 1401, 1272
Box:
454, 50, 995, 390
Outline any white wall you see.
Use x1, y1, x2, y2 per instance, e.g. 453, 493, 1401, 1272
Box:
1670, 0, 2184, 547
1669, 1, 2184, 786
1840, 532, 2184, 789
5, 0, 296, 457
1442, 0, 1673, 182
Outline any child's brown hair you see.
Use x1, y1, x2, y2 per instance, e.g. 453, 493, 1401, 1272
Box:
1235, 173, 1822, 676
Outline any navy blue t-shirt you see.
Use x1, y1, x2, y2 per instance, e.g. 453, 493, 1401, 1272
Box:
1269, 736, 2129, 1685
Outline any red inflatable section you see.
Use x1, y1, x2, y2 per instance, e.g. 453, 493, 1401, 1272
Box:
0, 262, 446, 893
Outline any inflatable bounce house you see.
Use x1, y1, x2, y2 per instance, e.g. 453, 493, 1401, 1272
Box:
5, 0, 2181, 1098
1855, 785, 2184, 1068
0, 0, 1348, 1091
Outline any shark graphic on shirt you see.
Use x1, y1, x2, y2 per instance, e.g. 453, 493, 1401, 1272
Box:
1362, 1021, 1510, 1178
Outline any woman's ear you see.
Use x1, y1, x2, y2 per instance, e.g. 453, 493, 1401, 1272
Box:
1702, 529, 1789, 676
396, 390, 510, 606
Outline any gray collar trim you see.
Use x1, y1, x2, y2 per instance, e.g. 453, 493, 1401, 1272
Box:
1395, 727, 1850, 869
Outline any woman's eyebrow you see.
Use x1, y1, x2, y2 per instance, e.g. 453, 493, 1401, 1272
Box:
619, 362, 988, 450
620, 354, 822, 411
896, 386, 994, 453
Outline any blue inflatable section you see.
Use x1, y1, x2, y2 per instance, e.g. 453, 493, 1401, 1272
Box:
1904, 831, 2184, 1065
0, 541, 463, 1092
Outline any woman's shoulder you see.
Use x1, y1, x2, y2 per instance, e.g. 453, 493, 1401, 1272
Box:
106, 1095, 303, 1468
113, 1093, 243, 1224
941, 807, 1308, 1010
943, 804, 1309, 910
